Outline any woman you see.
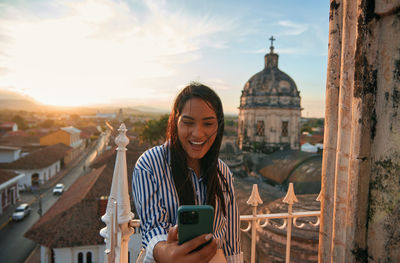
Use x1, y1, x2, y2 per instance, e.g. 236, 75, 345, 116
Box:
132, 83, 242, 263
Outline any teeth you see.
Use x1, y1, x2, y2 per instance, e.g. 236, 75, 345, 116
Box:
190, 140, 205, 145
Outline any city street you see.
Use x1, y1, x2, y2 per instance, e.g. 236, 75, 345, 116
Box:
0, 131, 110, 263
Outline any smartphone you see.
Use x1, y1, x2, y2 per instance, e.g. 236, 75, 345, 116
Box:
177, 205, 214, 246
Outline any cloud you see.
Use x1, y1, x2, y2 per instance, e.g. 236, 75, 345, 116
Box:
276, 20, 308, 36
276, 47, 301, 54
245, 47, 301, 55
205, 78, 233, 91
246, 48, 267, 54
0, 0, 236, 106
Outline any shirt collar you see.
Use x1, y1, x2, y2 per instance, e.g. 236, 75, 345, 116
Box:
163, 141, 171, 166
164, 141, 205, 181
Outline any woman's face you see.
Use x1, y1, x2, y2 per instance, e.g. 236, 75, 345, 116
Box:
177, 98, 218, 166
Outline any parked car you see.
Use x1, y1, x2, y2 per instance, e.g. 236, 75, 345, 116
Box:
12, 203, 31, 221
53, 183, 65, 195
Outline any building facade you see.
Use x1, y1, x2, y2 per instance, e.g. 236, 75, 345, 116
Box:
0, 146, 21, 163
238, 39, 301, 153
0, 143, 70, 188
40, 127, 84, 160
0, 169, 25, 215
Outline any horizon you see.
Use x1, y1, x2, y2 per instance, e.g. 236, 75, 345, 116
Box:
0, 0, 329, 117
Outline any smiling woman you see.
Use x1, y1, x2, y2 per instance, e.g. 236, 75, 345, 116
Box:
132, 83, 243, 262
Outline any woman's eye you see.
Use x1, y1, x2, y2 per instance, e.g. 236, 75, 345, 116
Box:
183, 121, 194, 125
204, 122, 215, 126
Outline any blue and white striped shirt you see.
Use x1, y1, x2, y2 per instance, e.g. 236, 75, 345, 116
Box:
132, 143, 243, 263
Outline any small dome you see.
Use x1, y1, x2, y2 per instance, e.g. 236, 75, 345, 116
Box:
240, 44, 301, 109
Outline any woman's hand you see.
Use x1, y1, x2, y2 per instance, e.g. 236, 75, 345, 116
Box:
153, 225, 218, 263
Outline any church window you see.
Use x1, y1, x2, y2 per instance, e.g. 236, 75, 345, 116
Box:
281, 121, 289, 137
86, 252, 92, 263
256, 121, 265, 136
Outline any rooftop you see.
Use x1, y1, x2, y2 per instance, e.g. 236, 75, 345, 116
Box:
25, 166, 105, 247
0, 143, 71, 170
0, 169, 19, 185
25, 142, 145, 247
61, 126, 81, 134
0, 145, 21, 151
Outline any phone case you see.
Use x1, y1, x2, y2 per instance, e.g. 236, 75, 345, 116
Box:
178, 205, 214, 245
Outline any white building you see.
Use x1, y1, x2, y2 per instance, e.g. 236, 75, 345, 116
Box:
0, 122, 18, 133
301, 143, 318, 153
0, 145, 21, 163
0, 169, 25, 215
0, 144, 71, 189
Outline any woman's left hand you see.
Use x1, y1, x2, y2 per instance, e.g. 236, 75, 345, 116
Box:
153, 225, 218, 263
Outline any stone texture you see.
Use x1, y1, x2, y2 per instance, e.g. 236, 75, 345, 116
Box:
320, 0, 400, 262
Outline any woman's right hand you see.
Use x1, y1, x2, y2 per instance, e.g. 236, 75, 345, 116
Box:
153, 225, 218, 263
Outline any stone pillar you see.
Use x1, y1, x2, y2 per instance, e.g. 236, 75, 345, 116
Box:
320, 0, 400, 262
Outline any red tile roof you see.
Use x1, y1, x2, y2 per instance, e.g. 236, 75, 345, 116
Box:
25, 143, 144, 248
300, 133, 324, 145
0, 134, 40, 147
80, 131, 91, 140
0, 122, 17, 128
0, 143, 71, 170
0, 169, 19, 185
4, 130, 29, 137
79, 126, 99, 135
25, 166, 106, 247
0, 145, 20, 151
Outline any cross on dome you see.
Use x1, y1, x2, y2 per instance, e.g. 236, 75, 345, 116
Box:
269, 36, 276, 53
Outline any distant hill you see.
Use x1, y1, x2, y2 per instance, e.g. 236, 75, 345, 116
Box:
0, 89, 169, 115
0, 89, 42, 110
130, 105, 169, 113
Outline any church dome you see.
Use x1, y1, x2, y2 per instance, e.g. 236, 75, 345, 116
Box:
240, 42, 301, 109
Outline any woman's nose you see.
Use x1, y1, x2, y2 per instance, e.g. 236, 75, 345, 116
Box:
191, 124, 205, 138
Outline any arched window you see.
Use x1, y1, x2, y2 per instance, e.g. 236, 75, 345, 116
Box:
77, 252, 83, 263
86, 252, 92, 263
32, 173, 39, 186
281, 121, 288, 137
256, 120, 265, 136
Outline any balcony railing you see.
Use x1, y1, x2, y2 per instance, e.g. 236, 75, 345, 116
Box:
240, 184, 320, 263
101, 124, 321, 263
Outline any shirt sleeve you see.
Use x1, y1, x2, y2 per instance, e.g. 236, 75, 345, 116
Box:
220, 161, 243, 263
132, 157, 174, 262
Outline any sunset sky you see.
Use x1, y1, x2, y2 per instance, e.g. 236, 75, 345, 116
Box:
0, 0, 329, 117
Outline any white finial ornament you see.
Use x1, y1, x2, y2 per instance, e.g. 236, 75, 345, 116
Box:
247, 184, 263, 207
283, 183, 298, 205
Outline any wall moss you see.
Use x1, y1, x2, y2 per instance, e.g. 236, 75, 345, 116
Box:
369, 154, 400, 260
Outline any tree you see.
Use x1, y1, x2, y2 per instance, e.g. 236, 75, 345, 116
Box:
39, 119, 55, 128
11, 115, 28, 130
139, 114, 169, 145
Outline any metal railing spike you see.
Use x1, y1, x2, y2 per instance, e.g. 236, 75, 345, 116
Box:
283, 183, 298, 205
246, 184, 263, 206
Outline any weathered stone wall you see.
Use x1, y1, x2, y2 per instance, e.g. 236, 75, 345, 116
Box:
320, 0, 400, 262
367, 1, 400, 260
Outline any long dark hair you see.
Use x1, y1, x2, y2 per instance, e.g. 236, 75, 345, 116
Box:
166, 83, 229, 215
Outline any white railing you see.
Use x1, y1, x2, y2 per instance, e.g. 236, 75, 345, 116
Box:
240, 183, 321, 263
101, 124, 321, 263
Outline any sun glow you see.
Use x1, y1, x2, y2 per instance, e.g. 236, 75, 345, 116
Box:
0, 0, 230, 107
